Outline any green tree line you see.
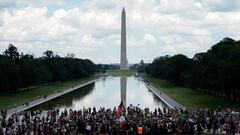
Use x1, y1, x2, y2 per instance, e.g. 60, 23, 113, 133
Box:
146, 37, 240, 101
0, 44, 96, 94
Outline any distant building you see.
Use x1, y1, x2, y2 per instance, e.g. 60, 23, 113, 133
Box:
139, 60, 144, 67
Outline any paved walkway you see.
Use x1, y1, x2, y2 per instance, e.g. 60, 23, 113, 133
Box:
7, 78, 101, 116
144, 81, 186, 110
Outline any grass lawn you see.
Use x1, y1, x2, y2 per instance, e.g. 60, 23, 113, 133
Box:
0, 76, 97, 110
144, 77, 239, 110
107, 69, 137, 76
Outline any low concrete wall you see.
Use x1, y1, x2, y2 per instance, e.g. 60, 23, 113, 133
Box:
144, 82, 186, 110
7, 78, 101, 116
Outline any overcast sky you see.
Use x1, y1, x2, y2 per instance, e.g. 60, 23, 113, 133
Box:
0, 0, 240, 64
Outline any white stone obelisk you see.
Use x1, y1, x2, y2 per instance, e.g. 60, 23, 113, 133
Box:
120, 7, 128, 70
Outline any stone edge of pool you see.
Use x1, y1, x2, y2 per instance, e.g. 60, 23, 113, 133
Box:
143, 79, 186, 110
7, 76, 186, 117
7, 77, 102, 116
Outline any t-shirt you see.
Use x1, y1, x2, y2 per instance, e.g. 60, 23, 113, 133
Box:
119, 116, 125, 123
86, 125, 91, 131
138, 127, 143, 134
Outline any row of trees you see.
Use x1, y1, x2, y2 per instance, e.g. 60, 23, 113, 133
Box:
146, 37, 240, 101
0, 44, 96, 94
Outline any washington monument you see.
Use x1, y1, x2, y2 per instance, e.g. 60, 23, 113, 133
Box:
120, 7, 128, 70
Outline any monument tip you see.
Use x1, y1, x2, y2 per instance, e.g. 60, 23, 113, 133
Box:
122, 7, 125, 12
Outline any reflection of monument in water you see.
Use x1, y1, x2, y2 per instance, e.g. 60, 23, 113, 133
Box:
120, 77, 127, 107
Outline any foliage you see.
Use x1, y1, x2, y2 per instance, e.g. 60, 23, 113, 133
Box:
107, 69, 137, 76
146, 37, 240, 101
0, 44, 96, 94
144, 77, 239, 109
3, 44, 20, 61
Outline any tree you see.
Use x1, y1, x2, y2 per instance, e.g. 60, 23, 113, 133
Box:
3, 44, 20, 61
0, 56, 21, 93
145, 37, 240, 101
37, 64, 53, 84
19, 57, 39, 89
0, 45, 96, 93
66, 53, 75, 58
43, 50, 55, 58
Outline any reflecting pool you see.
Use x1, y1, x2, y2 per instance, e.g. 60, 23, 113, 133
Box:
31, 77, 166, 110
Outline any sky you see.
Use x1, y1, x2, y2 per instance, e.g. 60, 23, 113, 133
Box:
0, 0, 240, 64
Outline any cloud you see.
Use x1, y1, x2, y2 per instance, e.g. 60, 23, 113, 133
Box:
0, 0, 16, 9
159, 0, 197, 13
201, 0, 240, 12
0, 0, 240, 63
159, 34, 208, 56
16, 0, 65, 8
81, 0, 120, 11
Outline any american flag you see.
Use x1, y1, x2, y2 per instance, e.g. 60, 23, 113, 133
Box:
115, 101, 125, 119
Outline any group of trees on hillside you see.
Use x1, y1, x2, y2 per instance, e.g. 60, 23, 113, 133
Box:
146, 37, 240, 101
0, 44, 96, 94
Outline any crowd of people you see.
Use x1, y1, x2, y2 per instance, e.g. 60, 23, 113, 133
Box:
0, 105, 240, 135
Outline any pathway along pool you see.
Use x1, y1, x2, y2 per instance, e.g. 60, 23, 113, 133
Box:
30, 77, 167, 111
